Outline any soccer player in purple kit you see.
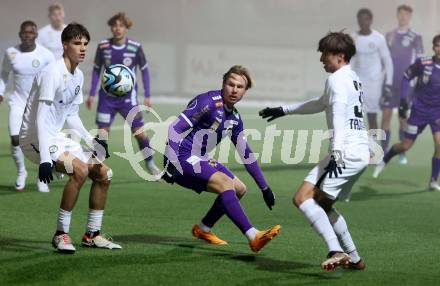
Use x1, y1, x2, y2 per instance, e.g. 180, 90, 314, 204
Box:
382, 5, 424, 164
162, 65, 280, 252
373, 35, 440, 192
86, 12, 159, 175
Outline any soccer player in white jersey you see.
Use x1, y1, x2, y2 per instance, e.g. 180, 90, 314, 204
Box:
0, 21, 55, 192
260, 32, 369, 271
350, 8, 393, 131
37, 3, 66, 59
20, 23, 121, 253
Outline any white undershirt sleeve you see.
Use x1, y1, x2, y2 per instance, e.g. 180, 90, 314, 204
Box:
331, 100, 347, 151
379, 36, 393, 86
282, 95, 326, 115
66, 104, 94, 146
37, 100, 53, 164
0, 52, 11, 96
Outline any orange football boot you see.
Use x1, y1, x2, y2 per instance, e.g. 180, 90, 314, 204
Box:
192, 224, 228, 245
249, 225, 281, 253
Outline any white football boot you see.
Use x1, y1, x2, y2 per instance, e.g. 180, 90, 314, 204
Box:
37, 180, 50, 193
15, 171, 27, 191
429, 181, 440, 191
52, 233, 76, 254
81, 233, 122, 249
372, 161, 385, 179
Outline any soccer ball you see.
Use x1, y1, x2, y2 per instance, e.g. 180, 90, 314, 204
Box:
101, 64, 135, 97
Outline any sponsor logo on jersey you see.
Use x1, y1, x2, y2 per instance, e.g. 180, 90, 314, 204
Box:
123, 53, 136, 57
127, 44, 137, 52
215, 101, 223, 107
103, 49, 112, 55
32, 59, 40, 68
207, 159, 218, 168
209, 121, 220, 132
49, 145, 58, 154
75, 85, 80, 95
212, 95, 222, 100
123, 57, 133, 66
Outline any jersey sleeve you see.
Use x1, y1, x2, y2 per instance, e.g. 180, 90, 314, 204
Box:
136, 45, 150, 98
89, 45, 102, 97
415, 34, 424, 57
0, 51, 12, 96
180, 96, 211, 128
231, 117, 269, 190
378, 35, 393, 86
38, 69, 59, 102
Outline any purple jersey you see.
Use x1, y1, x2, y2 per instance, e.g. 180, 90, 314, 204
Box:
167, 90, 268, 190
386, 29, 424, 92
90, 38, 150, 99
403, 56, 440, 110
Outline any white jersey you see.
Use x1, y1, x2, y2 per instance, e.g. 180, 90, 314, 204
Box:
0, 44, 55, 104
350, 30, 393, 85
20, 59, 84, 147
37, 24, 66, 59
284, 65, 369, 151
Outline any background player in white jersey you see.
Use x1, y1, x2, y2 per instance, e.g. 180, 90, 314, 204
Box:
259, 32, 369, 271
20, 23, 121, 253
37, 3, 66, 59
0, 21, 55, 192
351, 8, 393, 131
383, 5, 424, 164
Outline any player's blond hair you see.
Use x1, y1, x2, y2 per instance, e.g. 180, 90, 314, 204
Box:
223, 65, 254, 90
48, 2, 64, 14
107, 12, 133, 29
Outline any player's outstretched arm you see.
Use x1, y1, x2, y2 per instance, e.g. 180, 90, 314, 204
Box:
259, 96, 326, 122
36, 100, 54, 184
0, 51, 12, 103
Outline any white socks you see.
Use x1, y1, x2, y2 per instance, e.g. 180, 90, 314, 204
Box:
11, 145, 25, 175
245, 227, 258, 241
328, 209, 361, 263
299, 199, 343, 252
198, 222, 211, 233
57, 208, 72, 233
86, 209, 104, 233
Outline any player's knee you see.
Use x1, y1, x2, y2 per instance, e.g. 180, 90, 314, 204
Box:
235, 182, 247, 198
293, 191, 303, 208
73, 163, 89, 183
210, 173, 234, 193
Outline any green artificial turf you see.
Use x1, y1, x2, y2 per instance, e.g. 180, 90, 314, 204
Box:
0, 103, 439, 285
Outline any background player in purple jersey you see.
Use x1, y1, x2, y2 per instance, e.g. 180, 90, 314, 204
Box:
374, 35, 440, 191
86, 12, 159, 175
382, 5, 424, 164
162, 65, 280, 252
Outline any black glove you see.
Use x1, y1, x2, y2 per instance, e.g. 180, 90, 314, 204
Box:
398, 98, 409, 119
262, 187, 275, 210
161, 157, 181, 184
39, 162, 54, 184
93, 137, 110, 159
259, 107, 285, 122
325, 150, 345, 178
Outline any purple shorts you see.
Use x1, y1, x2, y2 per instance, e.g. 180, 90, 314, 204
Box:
96, 90, 144, 129
173, 155, 234, 194
404, 105, 440, 140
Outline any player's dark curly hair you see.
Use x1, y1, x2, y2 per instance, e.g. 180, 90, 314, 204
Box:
61, 22, 90, 42
317, 32, 356, 63
432, 34, 440, 45
357, 8, 373, 19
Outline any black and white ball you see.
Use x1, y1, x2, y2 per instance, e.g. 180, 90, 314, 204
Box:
101, 64, 135, 97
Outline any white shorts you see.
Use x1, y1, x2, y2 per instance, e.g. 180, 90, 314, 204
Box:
304, 147, 369, 201
21, 133, 93, 166
8, 100, 25, 136
362, 78, 382, 113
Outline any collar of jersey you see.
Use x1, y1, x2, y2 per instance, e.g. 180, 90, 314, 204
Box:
59, 58, 78, 77
111, 38, 128, 50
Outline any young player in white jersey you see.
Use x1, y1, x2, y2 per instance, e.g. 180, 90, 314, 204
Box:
350, 8, 393, 130
37, 3, 66, 59
0, 21, 55, 192
20, 23, 121, 253
259, 32, 369, 271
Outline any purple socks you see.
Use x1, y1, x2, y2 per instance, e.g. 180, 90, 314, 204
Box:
136, 136, 153, 161
215, 190, 252, 234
